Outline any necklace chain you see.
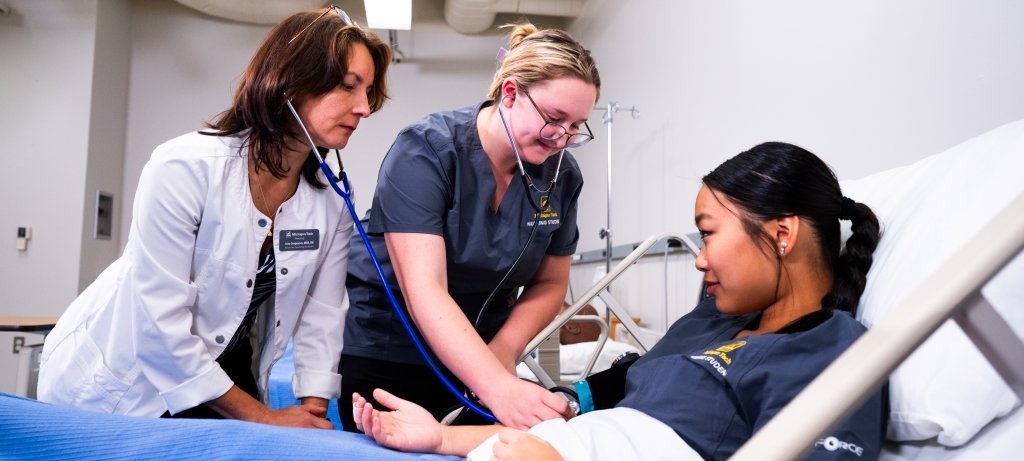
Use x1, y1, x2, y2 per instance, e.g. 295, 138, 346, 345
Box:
252, 167, 274, 238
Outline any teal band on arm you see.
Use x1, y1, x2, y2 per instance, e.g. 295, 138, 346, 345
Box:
573, 379, 594, 414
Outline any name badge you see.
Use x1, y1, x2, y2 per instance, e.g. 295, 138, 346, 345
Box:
278, 229, 320, 251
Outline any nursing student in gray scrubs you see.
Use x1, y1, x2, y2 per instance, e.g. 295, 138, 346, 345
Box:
338, 23, 601, 431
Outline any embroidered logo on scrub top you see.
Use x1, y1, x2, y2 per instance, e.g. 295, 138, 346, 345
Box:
815, 436, 864, 457
527, 197, 560, 227
689, 340, 746, 376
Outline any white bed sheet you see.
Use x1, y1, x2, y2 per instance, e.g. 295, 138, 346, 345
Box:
467, 407, 700, 461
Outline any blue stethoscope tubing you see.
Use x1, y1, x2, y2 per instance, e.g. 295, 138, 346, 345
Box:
320, 162, 499, 423
285, 99, 499, 423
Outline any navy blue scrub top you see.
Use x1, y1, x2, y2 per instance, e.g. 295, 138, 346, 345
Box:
344, 101, 584, 365
617, 299, 887, 460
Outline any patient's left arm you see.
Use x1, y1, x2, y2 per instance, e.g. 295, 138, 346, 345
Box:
353, 389, 508, 457
491, 428, 562, 461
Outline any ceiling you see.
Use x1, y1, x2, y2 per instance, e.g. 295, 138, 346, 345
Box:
173, 0, 582, 34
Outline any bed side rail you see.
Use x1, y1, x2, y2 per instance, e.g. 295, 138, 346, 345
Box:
518, 234, 687, 369
730, 191, 1024, 461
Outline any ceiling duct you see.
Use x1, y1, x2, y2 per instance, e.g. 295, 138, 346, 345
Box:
175, 0, 327, 25
444, 0, 585, 34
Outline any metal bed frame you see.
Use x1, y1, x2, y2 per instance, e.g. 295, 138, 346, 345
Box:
518, 233, 699, 388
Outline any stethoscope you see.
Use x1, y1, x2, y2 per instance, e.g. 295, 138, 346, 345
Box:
284, 94, 561, 424
498, 95, 565, 213
471, 97, 563, 326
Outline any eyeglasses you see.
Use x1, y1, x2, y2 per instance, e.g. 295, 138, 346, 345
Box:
520, 88, 594, 149
287, 5, 355, 45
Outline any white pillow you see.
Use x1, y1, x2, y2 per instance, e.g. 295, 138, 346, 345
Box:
840, 119, 1024, 446
559, 340, 640, 376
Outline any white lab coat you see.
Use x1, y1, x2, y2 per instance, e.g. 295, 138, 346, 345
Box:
38, 132, 352, 416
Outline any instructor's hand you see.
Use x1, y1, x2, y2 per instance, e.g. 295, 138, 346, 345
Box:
207, 386, 332, 429
261, 403, 335, 429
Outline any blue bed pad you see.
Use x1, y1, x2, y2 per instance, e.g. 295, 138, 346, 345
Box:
0, 392, 461, 460
268, 340, 343, 428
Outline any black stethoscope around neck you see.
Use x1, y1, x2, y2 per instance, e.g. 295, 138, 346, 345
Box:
496, 95, 565, 214
468, 96, 567, 326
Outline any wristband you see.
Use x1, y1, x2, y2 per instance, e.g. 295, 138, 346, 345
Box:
573, 379, 594, 414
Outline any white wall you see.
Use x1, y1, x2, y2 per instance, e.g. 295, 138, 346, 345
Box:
564, 0, 1024, 327
121, 0, 501, 243
569, 0, 1024, 251
1, 0, 102, 315
0, 0, 131, 394
80, 0, 131, 290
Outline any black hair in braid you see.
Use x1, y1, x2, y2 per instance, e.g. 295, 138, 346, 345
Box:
702, 142, 881, 315
824, 201, 880, 314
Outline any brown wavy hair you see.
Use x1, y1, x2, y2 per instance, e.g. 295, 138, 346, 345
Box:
203, 8, 392, 188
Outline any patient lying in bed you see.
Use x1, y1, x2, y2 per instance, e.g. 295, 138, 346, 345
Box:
352, 142, 888, 461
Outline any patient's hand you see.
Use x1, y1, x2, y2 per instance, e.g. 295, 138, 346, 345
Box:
492, 428, 563, 461
353, 389, 443, 453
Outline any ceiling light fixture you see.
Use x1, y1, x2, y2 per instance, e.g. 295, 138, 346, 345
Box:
364, 0, 411, 30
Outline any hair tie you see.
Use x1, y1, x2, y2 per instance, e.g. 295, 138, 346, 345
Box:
839, 196, 857, 221
496, 47, 508, 63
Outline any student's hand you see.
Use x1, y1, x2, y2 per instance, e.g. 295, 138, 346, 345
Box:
491, 428, 563, 461
353, 389, 444, 453
262, 403, 335, 429
480, 376, 572, 430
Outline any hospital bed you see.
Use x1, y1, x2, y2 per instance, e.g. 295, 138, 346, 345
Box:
1, 119, 1021, 459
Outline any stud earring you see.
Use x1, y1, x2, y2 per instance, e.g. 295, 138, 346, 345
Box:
779, 241, 788, 256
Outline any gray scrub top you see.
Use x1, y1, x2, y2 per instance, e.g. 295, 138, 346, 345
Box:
617, 299, 887, 460
344, 101, 584, 365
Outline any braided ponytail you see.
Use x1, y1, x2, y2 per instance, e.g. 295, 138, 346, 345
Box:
823, 200, 880, 315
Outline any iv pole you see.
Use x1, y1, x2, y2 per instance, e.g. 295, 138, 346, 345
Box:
592, 101, 639, 326
594, 101, 640, 275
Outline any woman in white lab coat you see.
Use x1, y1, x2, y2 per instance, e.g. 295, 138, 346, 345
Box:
37, 7, 391, 429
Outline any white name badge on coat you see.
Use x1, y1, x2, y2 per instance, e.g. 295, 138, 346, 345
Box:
278, 229, 320, 251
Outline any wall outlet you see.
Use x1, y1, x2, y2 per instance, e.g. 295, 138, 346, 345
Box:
12, 336, 25, 354
16, 226, 31, 251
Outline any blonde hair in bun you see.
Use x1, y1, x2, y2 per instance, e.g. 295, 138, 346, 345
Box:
486, 22, 600, 101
